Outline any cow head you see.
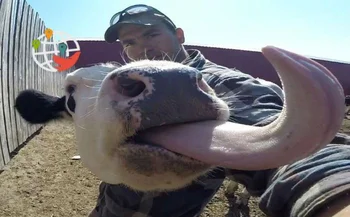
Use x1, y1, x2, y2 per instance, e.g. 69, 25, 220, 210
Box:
15, 46, 345, 192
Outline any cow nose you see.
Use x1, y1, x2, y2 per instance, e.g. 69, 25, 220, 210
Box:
101, 65, 220, 130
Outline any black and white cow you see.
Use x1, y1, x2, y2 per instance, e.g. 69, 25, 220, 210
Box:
14, 46, 345, 192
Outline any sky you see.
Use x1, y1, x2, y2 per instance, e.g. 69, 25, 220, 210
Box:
26, 0, 349, 63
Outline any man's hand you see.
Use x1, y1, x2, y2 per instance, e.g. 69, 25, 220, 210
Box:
314, 193, 350, 217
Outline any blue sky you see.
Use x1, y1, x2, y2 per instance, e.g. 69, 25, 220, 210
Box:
26, 0, 349, 63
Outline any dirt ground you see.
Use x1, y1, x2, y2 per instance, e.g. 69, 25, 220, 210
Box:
1, 117, 350, 217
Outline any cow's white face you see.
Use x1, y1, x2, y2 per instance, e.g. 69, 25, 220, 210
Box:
15, 46, 345, 193
63, 61, 230, 192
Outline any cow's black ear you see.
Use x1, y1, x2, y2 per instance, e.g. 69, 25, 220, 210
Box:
15, 89, 67, 124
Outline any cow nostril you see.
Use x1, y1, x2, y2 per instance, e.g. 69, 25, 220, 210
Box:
116, 77, 146, 97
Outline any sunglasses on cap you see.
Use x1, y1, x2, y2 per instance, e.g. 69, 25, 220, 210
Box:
109, 4, 177, 29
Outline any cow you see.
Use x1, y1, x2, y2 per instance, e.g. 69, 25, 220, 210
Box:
14, 46, 345, 193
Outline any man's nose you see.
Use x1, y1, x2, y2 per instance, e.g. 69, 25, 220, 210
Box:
135, 39, 155, 58
138, 48, 157, 60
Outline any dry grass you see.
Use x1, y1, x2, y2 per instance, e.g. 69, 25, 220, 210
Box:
0, 117, 350, 217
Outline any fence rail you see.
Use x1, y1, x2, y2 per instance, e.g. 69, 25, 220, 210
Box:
0, 0, 73, 170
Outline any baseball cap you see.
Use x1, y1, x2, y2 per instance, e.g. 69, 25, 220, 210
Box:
104, 4, 177, 43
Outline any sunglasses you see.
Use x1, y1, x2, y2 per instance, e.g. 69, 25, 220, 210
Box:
109, 4, 176, 28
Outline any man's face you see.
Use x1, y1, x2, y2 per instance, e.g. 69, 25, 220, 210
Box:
117, 23, 184, 62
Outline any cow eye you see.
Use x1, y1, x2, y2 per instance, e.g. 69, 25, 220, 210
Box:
66, 85, 75, 94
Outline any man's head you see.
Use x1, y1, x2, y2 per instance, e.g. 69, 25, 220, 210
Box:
104, 4, 188, 62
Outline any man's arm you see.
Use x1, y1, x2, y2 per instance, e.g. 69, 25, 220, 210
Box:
202, 63, 284, 127
314, 193, 350, 217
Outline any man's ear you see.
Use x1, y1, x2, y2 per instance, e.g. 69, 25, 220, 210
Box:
175, 28, 185, 44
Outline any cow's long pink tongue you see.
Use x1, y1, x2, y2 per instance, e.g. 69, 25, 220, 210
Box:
140, 46, 345, 170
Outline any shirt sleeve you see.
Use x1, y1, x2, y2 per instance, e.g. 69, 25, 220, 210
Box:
202, 63, 284, 126
259, 143, 350, 217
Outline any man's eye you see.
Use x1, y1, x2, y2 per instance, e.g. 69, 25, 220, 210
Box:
148, 33, 159, 38
123, 42, 134, 47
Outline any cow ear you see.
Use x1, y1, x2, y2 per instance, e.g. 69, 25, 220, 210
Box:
15, 89, 68, 124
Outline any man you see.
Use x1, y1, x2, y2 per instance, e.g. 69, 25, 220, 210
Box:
89, 4, 350, 217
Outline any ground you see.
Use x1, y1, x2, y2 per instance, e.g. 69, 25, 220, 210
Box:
1, 117, 350, 217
